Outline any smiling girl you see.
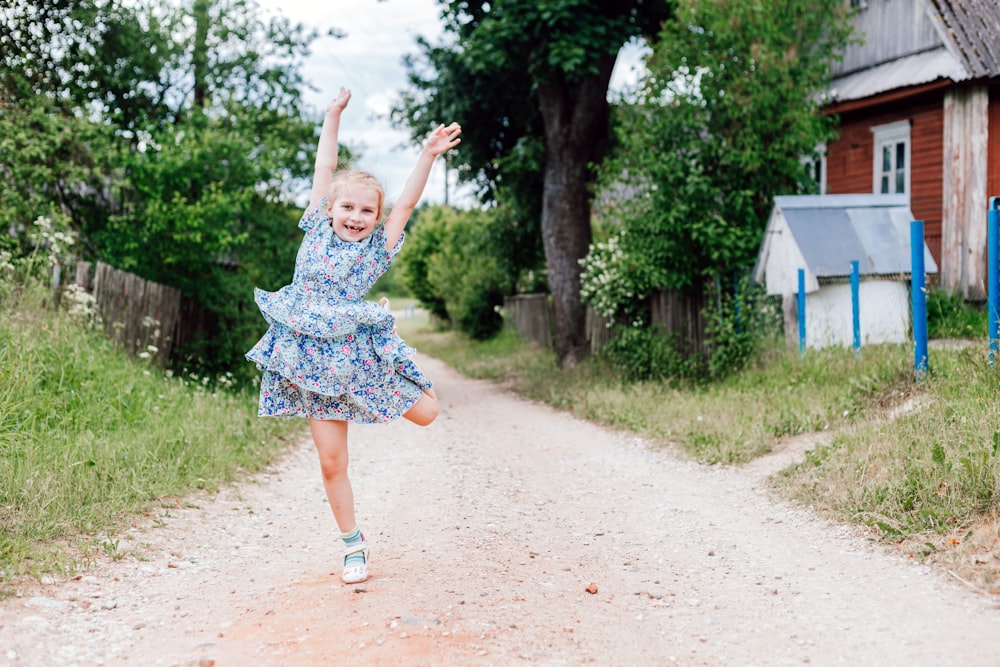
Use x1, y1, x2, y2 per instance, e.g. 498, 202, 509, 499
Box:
246, 87, 461, 584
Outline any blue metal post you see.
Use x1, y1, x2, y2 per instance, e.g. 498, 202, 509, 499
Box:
989, 197, 1000, 365
850, 260, 860, 352
911, 220, 928, 378
798, 268, 806, 355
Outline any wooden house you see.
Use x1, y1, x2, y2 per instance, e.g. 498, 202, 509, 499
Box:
821, 0, 1000, 300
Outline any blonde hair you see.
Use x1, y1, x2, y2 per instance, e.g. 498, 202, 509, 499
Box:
327, 170, 386, 221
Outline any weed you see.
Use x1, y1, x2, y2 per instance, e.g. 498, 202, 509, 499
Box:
0, 284, 302, 582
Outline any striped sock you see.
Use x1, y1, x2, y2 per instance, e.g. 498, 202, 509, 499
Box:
341, 527, 366, 567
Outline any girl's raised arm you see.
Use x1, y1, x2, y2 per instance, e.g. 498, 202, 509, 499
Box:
308, 87, 351, 210
382, 122, 462, 250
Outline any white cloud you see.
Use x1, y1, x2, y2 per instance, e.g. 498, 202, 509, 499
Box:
258, 0, 460, 205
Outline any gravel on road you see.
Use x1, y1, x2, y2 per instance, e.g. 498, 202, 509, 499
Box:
2, 355, 998, 666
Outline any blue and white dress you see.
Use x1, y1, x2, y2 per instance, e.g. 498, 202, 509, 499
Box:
246, 199, 430, 423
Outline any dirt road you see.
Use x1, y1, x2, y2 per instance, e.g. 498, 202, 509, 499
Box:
2, 355, 998, 666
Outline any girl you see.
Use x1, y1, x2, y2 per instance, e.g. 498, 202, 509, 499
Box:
246, 87, 462, 584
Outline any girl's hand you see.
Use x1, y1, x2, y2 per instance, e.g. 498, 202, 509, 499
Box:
424, 122, 462, 157
327, 87, 351, 114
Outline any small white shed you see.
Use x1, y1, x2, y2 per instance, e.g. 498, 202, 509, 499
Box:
752, 194, 938, 349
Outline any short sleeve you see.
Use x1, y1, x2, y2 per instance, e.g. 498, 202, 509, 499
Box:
386, 229, 405, 260
365, 227, 405, 274
298, 198, 330, 232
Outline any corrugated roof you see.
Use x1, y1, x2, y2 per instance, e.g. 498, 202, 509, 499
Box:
927, 0, 1000, 78
774, 194, 938, 277
828, 0, 1000, 105
828, 46, 967, 104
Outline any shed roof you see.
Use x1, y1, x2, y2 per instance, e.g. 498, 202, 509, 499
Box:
753, 194, 938, 295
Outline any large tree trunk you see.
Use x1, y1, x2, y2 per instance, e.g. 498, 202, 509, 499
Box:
537, 58, 614, 369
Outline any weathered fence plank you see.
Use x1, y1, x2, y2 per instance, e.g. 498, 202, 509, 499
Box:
90, 261, 181, 365
503, 293, 554, 348
505, 286, 711, 358
649, 288, 709, 355
585, 308, 613, 355
503, 293, 616, 354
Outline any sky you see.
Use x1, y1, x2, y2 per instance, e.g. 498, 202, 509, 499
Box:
256, 0, 647, 207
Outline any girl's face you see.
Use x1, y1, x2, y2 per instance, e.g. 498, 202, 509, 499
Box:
328, 185, 380, 243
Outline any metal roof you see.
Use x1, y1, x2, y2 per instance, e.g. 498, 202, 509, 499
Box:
828, 46, 968, 104
827, 0, 1000, 105
774, 194, 938, 277
927, 0, 1000, 78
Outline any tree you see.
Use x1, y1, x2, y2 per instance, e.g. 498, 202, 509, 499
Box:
396, 0, 670, 368
583, 0, 852, 333
0, 0, 338, 376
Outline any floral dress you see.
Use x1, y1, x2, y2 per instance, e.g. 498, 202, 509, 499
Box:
246, 199, 430, 423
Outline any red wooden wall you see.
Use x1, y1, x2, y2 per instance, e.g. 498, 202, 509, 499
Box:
989, 89, 1000, 205
825, 93, 945, 264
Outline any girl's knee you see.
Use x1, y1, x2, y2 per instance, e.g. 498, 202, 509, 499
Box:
318, 453, 348, 480
310, 418, 349, 478
404, 391, 438, 426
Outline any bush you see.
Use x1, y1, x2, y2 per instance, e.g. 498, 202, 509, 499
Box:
399, 205, 513, 339
704, 275, 780, 379
601, 325, 703, 382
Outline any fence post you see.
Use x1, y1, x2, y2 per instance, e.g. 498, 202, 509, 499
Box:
911, 220, 928, 378
797, 268, 806, 355
850, 260, 860, 353
989, 197, 1000, 365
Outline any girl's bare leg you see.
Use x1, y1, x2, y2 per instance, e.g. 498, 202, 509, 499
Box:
309, 418, 356, 532
403, 387, 438, 426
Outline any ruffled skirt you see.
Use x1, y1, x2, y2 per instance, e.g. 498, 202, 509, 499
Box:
246, 289, 430, 423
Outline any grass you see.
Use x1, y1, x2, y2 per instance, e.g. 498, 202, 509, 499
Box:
0, 285, 303, 584
926, 289, 989, 339
778, 345, 1000, 592
405, 321, 914, 465
401, 315, 1000, 595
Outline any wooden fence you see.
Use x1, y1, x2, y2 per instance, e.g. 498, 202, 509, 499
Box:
76, 261, 182, 366
649, 287, 710, 355
503, 294, 613, 355
504, 287, 710, 355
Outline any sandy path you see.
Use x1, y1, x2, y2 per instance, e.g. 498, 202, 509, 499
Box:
1, 355, 998, 666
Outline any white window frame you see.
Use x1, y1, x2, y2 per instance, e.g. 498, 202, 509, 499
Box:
871, 120, 911, 196
802, 142, 827, 194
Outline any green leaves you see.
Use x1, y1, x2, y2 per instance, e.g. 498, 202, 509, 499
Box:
585, 0, 852, 320
0, 1, 327, 376
398, 205, 513, 339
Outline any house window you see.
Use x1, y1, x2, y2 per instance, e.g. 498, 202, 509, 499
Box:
803, 143, 826, 194
871, 120, 910, 195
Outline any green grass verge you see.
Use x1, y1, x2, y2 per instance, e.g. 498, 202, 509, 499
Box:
779, 346, 1000, 538
404, 321, 914, 465
0, 286, 303, 582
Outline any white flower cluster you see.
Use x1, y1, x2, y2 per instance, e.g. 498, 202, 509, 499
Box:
63, 283, 100, 325
579, 234, 636, 320
30, 216, 77, 266
137, 343, 159, 360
